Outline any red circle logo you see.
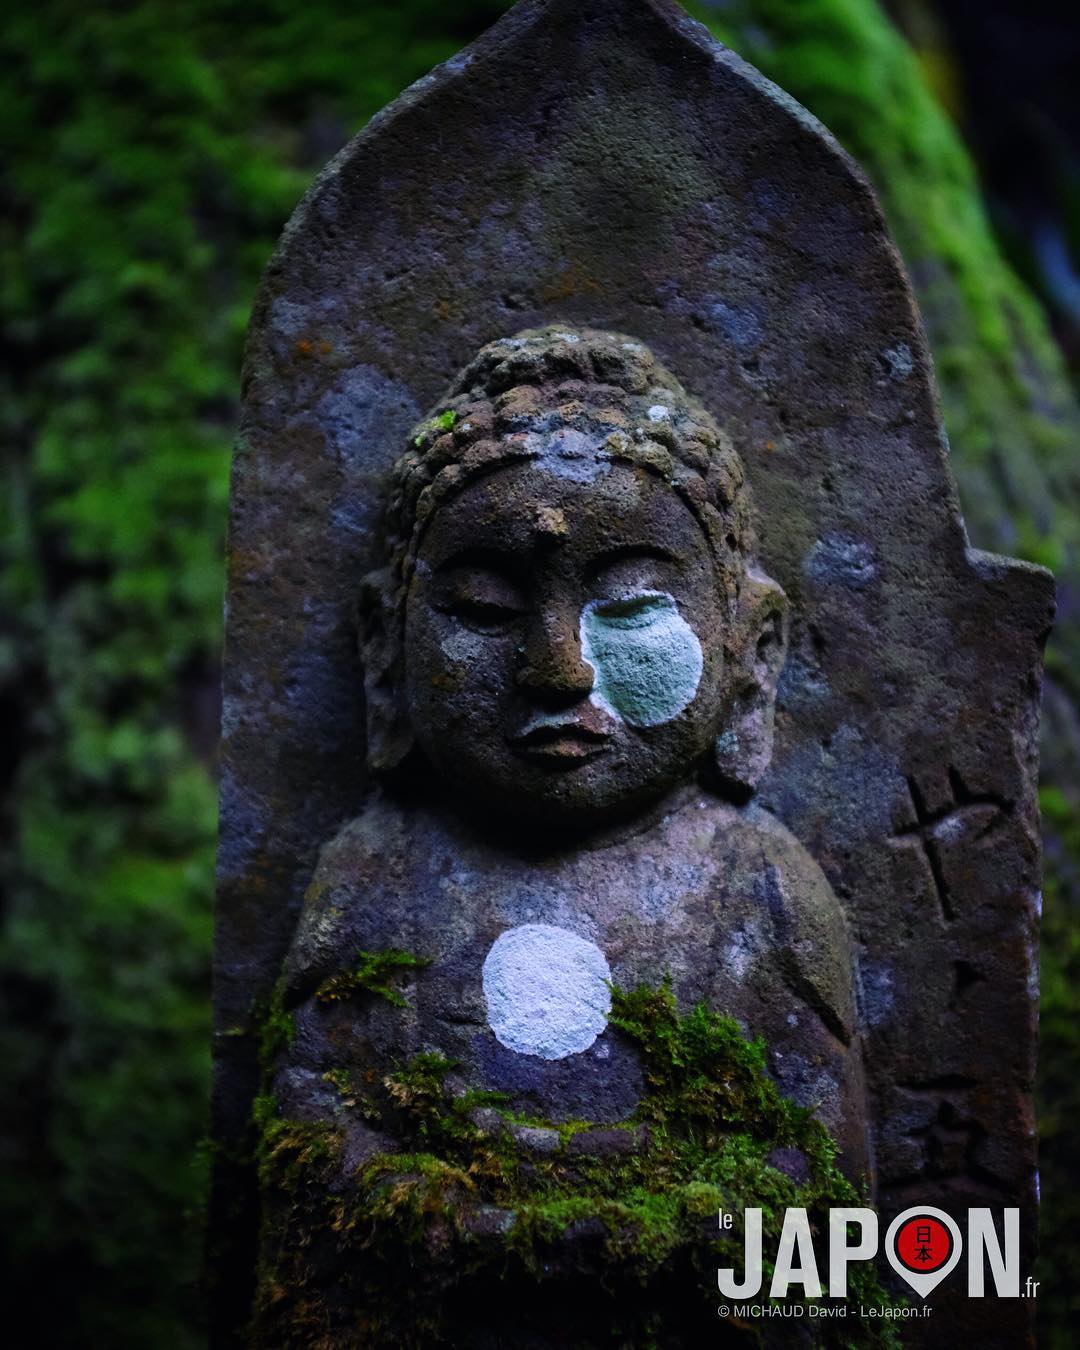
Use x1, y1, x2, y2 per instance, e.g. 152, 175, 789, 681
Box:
893, 1215, 953, 1273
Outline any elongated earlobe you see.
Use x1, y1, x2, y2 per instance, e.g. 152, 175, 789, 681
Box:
714, 567, 789, 800
359, 567, 415, 772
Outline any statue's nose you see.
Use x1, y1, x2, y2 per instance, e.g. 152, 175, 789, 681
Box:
516, 607, 595, 704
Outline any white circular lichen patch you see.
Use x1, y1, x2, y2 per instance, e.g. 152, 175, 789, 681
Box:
482, 924, 612, 1060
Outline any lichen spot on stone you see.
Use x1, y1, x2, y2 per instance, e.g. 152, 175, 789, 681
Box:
647, 404, 671, 422
880, 342, 914, 381
534, 426, 611, 483
580, 591, 703, 727
482, 924, 611, 1060
441, 628, 488, 664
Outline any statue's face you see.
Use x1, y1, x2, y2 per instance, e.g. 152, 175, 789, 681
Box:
403, 458, 734, 826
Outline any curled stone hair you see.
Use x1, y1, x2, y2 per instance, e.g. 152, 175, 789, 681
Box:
385, 325, 753, 614
362, 325, 787, 796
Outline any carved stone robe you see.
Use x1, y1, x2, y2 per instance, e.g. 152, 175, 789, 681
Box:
276, 785, 869, 1176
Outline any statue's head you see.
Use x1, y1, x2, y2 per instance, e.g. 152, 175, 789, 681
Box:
363, 326, 787, 828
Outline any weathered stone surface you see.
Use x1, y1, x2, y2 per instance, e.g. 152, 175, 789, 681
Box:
567, 1127, 645, 1159
507, 1123, 561, 1155
214, 0, 1052, 1342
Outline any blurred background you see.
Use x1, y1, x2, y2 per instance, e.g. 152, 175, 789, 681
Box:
1, 0, 1078, 1344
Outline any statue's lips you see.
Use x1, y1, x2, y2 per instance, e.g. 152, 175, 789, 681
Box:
509, 724, 612, 765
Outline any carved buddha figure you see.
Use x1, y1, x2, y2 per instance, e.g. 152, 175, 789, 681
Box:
276, 326, 868, 1174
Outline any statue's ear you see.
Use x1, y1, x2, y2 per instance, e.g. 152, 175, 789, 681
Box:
359, 567, 414, 772
713, 567, 789, 800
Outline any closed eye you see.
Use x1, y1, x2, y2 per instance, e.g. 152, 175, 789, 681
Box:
588, 591, 675, 626
450, 595, 524, 629
436, 566, 527, 632
585, 544, 679, 584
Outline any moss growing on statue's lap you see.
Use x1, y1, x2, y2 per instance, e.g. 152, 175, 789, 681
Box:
252, 982, 900, 1347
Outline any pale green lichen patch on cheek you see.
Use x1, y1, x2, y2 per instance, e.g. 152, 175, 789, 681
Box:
580, 591, 703, 727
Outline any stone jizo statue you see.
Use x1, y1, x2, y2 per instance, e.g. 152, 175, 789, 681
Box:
276, 325, 867, 1169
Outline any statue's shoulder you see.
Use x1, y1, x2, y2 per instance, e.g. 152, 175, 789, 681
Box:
283, 791, 423, 997
689, 796, 856, 1042
310, 791, 413, 881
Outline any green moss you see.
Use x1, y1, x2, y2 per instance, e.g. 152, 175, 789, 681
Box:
413, 408, 458, 447
314, 947, 431, 1009
258, 994, 296, 1068
253, 1093, 340, 1192
320, 1066, 355, 1099
253, 981, 900, 1347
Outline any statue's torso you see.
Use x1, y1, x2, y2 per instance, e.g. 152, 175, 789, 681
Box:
277, 788, 867, 1173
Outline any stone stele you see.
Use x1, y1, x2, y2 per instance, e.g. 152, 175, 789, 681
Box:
211, 1, 1053, 1345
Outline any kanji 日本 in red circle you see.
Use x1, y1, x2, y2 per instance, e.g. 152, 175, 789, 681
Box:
893, 1215, 954, 1274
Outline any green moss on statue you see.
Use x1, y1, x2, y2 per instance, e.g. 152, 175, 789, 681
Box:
252, 983, 900, 1348
314, 948, 432, 1009
413, 409, 459, 448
